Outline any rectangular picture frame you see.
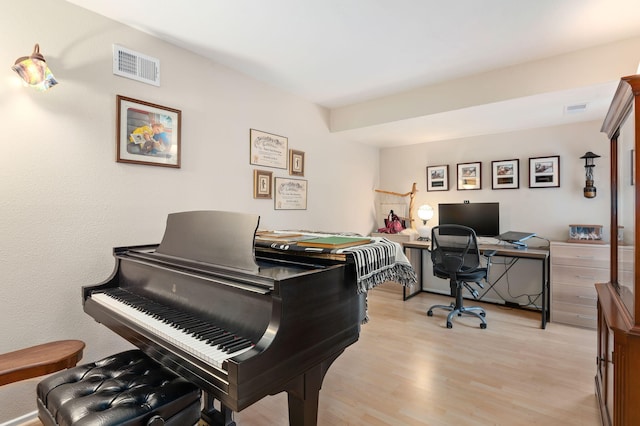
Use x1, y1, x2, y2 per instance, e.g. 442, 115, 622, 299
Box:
274, 177, 307, 210
289, 149, 305, 176
250, 129, 288, 169
491, 159, 519, 189
116, 95, 181, 168
253, 169, 273, 199
426, 165, 449, 191
529, 155, 560, 188
457, 161, 482, 190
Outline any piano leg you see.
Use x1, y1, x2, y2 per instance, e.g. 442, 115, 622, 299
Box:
285, 350, 343, 426
201, 392, 236, 426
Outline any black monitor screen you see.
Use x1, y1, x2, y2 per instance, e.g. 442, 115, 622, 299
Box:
438, 202, 500, 237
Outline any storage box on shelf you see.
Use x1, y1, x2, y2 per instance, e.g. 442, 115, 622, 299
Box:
550, 241, 609, 329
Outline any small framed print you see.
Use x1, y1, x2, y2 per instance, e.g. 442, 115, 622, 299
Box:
253, 169, 272, 199
529, 155, 560, 188
274, 177, 307, 210
426, 165, 449, 191
116, 95, 181, 168
250, 129, 288, 169
289, 149, 305, 176
457, 162, 482, 190
492, 159, 519, 189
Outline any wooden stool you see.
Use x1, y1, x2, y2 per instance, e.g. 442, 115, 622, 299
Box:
0, 340, 85, 386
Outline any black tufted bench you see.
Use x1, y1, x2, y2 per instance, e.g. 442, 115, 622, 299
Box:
36, 350, 202, 426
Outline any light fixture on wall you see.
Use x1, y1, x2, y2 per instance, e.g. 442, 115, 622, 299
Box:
417, 204, 434, 240
580, 151, 600, 198
12, 44, 58, 91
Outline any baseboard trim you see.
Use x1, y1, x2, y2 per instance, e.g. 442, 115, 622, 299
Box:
0, 411, 37, 426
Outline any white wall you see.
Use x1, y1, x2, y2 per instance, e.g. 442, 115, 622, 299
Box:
0, 1, 378, 420
379, 120, 611, 244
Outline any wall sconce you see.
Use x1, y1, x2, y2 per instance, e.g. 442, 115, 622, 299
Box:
417, 204, 434, 240
580, 151, 600, 198
12, 44, 58, 91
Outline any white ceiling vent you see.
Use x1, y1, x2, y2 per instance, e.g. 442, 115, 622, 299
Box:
113, 44, 160, 86
564, 103, 588, 114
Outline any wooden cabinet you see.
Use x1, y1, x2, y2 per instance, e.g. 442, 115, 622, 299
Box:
550, 242, 609, 329
596, 74, 640, 426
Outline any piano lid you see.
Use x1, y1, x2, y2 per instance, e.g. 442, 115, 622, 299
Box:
155, 210, 260, 273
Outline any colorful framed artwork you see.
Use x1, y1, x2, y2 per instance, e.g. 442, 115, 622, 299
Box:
274, 177, 307, 210
457, 161, 482, 190
116, 95, 181, 168
491, 159, 519, 189
250, 129, 288, 169
289, 149, 305, 176
529, 155, 560, 188
253, 169, 273, 199
426, 165, 449, 191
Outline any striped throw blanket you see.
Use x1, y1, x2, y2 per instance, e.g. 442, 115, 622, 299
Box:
340, 237, 417, 294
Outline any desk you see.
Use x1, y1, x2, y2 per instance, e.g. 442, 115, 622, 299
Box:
402, 240, 550, 329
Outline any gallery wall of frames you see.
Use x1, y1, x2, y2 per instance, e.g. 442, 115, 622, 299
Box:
426, 155, 560, 192
249, 128, 308, 210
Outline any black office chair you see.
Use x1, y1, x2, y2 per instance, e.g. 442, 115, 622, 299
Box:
427, 225, 495, 329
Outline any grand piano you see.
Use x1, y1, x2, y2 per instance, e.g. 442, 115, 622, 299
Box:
83, 211, 369, 426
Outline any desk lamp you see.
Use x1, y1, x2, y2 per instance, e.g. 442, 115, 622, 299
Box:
417, 204, 434, 240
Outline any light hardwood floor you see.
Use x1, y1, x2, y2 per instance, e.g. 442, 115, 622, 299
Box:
24, 283, 600, 426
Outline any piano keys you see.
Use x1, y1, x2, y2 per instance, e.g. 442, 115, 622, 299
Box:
83, 210, 364, 426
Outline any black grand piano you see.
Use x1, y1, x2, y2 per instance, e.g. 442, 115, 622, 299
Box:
83, 211, 367, 426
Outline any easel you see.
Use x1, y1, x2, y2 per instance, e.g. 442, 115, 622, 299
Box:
374, 182, 418, 229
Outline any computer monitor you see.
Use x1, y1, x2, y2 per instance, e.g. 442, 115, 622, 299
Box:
438, 202, 500, 237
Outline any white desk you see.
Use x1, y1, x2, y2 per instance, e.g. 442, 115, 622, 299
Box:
402, 240, 550, 329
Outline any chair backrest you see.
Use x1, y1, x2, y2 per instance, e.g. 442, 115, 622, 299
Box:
431, 225, 481, 275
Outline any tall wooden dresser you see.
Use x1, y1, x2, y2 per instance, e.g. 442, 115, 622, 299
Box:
596, 74, 640, 426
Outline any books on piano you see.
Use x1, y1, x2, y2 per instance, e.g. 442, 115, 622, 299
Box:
296, 236, 371, 249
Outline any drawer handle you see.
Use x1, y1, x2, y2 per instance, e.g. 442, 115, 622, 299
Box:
574, 275, 595, 280
577, 295, 597, 300
577, 314, 596, 320
574, 256, 595, 259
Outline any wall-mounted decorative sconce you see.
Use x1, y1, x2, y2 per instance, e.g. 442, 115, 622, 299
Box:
12, 44, 58, 91
580, 151, 600, 198
417, 204, 434, 240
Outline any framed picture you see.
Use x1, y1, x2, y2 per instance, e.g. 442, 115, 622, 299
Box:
253, 169, 272, 199
426, 165, 449, 191
289, 149, 305, 176
116, 95, 181, 168
250, 129, 288, 169
491, 159, 519, 189
274, 177, 307, 210
529, 155, 560, 188
457, 162, 482, 190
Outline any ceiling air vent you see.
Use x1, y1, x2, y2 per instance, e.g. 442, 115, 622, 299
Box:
112, 44, 160, 86
564, 103, 588, 114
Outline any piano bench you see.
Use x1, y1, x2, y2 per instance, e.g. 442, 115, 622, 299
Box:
36, 349, 202, 426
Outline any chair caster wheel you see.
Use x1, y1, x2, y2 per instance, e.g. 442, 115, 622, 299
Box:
446, 322, 453, 329
480, 323, 487, 329
427, 311, 433, 316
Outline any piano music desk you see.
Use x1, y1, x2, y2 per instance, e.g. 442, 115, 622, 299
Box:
402, 240, 550, 329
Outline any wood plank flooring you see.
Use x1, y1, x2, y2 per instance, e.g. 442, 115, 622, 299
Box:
23, 283, 601, 425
